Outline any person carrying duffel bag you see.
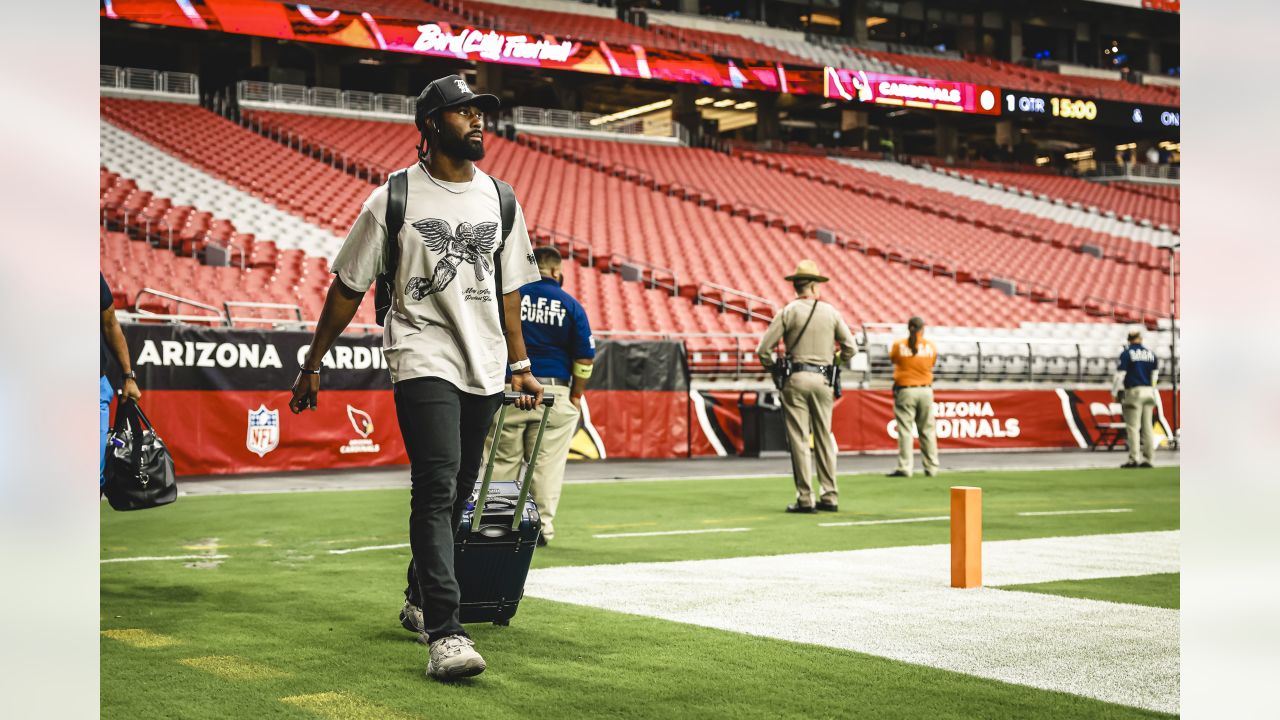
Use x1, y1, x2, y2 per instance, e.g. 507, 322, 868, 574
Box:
102, 399, 177, 511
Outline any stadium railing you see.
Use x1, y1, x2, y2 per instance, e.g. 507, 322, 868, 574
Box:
235, 80, 414, 121
534, 226, 595, 267
513, 106, 690, 146
859, 322, 1179, 385
100, 65, 199, 102
1093, 162, 1181, 183
224, 301, 304, 329
131, 289, 227, 325
605, 253, 679, 295
687, 283, 778, 324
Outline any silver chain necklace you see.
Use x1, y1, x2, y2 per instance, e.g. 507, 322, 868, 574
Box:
420, 160, 475, 195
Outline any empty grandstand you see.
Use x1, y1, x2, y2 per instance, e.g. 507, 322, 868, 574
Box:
100, 0, 1179, 389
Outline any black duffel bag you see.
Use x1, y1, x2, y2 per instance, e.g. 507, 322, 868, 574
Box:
103, 400, 177, 511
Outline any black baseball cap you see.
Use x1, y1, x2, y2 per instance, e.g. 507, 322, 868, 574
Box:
415, 74, 500, 133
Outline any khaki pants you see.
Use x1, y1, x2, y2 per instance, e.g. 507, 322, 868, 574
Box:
894, 386, 939, 476
782, 371, 838, 506
483, 384, 579, 540
1122, 386, 1157, 464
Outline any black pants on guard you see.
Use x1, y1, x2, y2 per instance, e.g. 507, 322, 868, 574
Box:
394, 377, 503, 642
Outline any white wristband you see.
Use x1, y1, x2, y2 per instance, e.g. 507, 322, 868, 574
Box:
509, 358, 532, 373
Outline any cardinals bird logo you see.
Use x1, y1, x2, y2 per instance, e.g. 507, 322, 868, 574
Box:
346, 405, 374, 439
406, 218, 499, 299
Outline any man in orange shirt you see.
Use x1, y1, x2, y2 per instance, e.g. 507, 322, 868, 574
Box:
887, 316, 939, 477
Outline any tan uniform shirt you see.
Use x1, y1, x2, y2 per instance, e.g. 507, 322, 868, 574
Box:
757, 298, 857, 367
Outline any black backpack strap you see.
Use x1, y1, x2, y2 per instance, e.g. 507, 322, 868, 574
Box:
785, 299, 820, 358
374, 169, 410, 326
490, 176, 517, 337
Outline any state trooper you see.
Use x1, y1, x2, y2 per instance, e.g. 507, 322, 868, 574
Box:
757, 260, 857, 514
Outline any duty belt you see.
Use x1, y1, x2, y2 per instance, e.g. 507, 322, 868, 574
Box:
792, 363, 831, 374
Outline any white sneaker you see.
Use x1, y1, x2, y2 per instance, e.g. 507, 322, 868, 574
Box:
399, 599, 424, 636
426, 634, 486, 680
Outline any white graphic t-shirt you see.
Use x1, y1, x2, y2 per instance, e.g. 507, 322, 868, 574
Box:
332, 163, 540, 394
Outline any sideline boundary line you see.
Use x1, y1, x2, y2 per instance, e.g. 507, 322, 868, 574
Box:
1018, 508, 1133, 516
594, 527, 752, 539
819, 515, 950, 528
101, 554, 230, 564
328, 543, 410, 555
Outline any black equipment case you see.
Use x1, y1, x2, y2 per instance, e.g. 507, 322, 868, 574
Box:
455, 392, 554, 626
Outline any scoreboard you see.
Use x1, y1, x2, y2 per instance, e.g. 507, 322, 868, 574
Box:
1001, 90, 1180, 131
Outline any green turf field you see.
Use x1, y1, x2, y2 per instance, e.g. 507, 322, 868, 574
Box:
998, 572, 1179, 609
102, 466, 1179, 719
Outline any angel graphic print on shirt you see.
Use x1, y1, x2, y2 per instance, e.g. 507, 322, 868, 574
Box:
331, 163, 540, 394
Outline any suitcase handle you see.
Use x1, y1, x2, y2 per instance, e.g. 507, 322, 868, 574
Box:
502, 392, 555, 407
473, 396, 554, 532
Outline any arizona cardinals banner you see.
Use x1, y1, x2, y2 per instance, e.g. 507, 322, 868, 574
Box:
117, 325, 1177, 474
698, 388, 1177, 456
118, 325, 695, 475
122, 324, 406, 475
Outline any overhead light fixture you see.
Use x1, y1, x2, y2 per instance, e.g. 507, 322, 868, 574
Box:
866, 17, 889, 28
358, 57, 382, 66
1035, 156, 1051, 166
819, 101, 836, 109
695, 97, 714, 106
712, 99, 736, 107
1115, 142, 1137, 150
589, 98, 674, 126
1064, 149, 1094, 160
734, 101, 757, 110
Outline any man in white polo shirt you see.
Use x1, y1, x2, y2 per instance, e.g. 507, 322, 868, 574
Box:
289, 74, 542, 681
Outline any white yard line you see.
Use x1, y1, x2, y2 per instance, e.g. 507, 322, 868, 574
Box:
593, 527, 752, 539
327, 543, 410, 555
101, 554, 231, 564
527, 531, 1180, 713
1018, 508, 1133, 516
819, 515, 950, 527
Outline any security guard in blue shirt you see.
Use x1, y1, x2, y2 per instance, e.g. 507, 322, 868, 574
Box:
484, 246, 595, 545
1111, 330, 1160, 468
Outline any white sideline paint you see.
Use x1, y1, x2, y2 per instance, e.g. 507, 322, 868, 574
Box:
527, 531, 1179, 713
1018, 508, 1133, 516
328, 543, 410, 555
101, 554, 231, 564
593, 527, 751, 539
818, 515, 949, 527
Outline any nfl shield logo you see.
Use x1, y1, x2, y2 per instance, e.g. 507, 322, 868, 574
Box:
246, 404, 280, 458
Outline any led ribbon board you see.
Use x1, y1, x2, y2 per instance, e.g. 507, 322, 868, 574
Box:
1000, 90, 1181, 130
102, 0, 830, 95
824, 67, 1001, 115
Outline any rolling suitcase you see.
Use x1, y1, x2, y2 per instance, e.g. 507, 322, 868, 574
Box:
454, 392, 555, 626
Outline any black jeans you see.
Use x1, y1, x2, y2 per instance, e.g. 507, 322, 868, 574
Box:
394, 376, 502, 642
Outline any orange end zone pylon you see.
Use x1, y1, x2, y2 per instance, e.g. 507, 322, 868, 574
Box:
950, 486, 982, 588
